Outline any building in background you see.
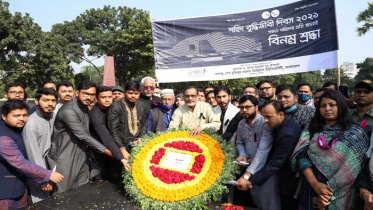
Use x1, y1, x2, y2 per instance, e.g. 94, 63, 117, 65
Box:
341, 62, 358, 78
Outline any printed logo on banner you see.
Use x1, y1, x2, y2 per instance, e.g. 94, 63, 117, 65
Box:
188, 69, 206, 77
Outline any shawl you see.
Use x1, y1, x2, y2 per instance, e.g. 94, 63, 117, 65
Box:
291, 124, 369, 209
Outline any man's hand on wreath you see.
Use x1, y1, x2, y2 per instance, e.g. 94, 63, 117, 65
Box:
132, 138, 141, 146
121, 159, 131, 170
189, 126, 203, 138
120, 147, 131, 160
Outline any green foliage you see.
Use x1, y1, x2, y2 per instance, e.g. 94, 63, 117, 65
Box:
52, 6, 154, 86
123, 128, 239, 210
355, 57, 373, 82
357, 2, 373, 36
0, 0, 74, 89
322, 68, 354, 89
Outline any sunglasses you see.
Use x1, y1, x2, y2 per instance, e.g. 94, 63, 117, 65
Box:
143, 86, 155, 90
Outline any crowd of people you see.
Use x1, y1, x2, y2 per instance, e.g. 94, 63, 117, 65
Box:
0, 76, 372, 210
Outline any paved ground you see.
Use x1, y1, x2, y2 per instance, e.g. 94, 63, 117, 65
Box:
29, 180, 257, 210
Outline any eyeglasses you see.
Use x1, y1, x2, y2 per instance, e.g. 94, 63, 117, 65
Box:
80, 92, 96, 98
259, 87, 272, 92
143, 86, 155, 90
8, 91, 25, 95
238, 105, 255, 110
184, 95, 197, 98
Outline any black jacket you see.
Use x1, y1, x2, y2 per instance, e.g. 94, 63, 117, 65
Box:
139, 94, 161, 114
250, 116, 302, 196
107, 99, 148, 148
220, 112, 242, 141
89, 104, 124, 161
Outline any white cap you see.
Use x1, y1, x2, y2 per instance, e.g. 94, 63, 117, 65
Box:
160, 89, 174, 96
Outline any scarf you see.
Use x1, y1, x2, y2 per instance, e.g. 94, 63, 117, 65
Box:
291, 124, 369, 209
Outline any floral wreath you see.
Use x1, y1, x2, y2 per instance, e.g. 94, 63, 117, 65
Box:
123, 128, 238, 209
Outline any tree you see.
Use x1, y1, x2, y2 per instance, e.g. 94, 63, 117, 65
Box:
322, 68, 354, 88
74, 65, 103, 87
355, 57, 373, 82
52, 6, 154, 86
0, 0, 74, 89
357, 2, 373, 36
294, 71, 323, 90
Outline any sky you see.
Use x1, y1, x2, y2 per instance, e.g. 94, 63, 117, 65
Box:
7, 0, 373, 73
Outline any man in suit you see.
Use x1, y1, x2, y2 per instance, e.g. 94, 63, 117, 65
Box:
108, 81, 148, 152
235, 100, 301, 210
47, 82, 115, 195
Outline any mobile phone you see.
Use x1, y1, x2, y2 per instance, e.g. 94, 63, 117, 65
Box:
339, 85, 349, 97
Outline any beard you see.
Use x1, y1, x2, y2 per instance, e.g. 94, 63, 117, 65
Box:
242, 110, 256, 120
262, 93, 274, 100
187, 102, 196, 106
218, 102, 228, 107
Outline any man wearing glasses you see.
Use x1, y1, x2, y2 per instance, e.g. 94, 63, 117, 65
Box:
139, 77, 162, 113
47, 81, 116, 195
169, 86, 220, 137
234, 95, 273, 209
256, 80, 276, 101
2, 82, 34, 115
241, 85, 258, 98
4, 82, 26, 101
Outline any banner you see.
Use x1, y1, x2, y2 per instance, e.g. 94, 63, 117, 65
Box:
151, 0, 338, 82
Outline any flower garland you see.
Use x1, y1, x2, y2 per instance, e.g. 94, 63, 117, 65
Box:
123, 128, 238, 210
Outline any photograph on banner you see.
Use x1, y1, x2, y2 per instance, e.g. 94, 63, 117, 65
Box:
152, 0, 339, 82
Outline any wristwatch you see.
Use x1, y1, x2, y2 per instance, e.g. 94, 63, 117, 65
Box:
243, 174, 253, 188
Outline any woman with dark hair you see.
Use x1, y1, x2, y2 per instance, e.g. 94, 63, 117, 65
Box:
291, 90, 369, 210
174, 93, 185, 107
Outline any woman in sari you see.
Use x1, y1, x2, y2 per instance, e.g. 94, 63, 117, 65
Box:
291, 90, 369, 210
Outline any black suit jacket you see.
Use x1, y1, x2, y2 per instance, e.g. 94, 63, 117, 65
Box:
107, 99, 148, 148
250, 116, 302, 196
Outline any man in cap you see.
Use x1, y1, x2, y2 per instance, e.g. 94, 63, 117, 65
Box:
147, 89, 175, 133
111, 86, 125, 101
350, 80, 373, 127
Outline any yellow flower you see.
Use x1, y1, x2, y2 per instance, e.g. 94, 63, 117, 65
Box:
131, 131, 225, 202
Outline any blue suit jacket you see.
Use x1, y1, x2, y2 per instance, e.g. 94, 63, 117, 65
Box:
250, 116, 302, 196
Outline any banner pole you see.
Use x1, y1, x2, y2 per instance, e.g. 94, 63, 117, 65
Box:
337, 50, 341, 87
334, 0, 341, 87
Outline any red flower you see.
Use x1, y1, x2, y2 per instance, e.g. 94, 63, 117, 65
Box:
191, 155, 205, 174
150, 166, 195, 184
150, 148, 166, 164
164, 141, 203, 153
